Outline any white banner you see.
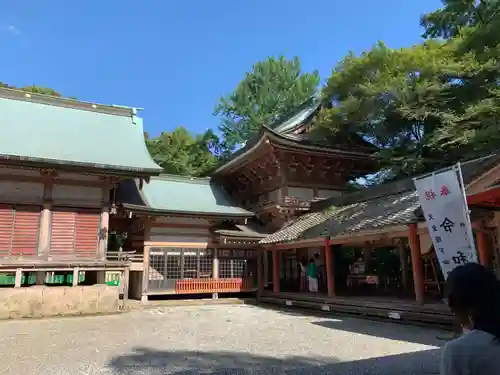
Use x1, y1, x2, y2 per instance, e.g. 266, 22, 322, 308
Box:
413, 166, 477, 279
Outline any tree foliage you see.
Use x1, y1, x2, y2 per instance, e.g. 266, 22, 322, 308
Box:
313, 0, 500, 183
214, 55, 320, 151
145, 127, 220, 176
421, 0, 499, 39
0, 82, 63, 97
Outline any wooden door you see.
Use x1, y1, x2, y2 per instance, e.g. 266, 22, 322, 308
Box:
11, 206, 40, 256
75, 211, 100, 258
0, 204, 40, 257
50, 208, 100, 258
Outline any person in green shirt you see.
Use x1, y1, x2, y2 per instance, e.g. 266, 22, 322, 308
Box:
307, 258, 318, 292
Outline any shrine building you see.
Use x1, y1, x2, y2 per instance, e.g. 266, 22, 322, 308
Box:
2, 87, 500, 325
0, 87, 161, 317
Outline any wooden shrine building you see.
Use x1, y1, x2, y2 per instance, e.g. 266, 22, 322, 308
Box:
257, 153, 500, 324
113, 98, 383, 301
117, 175, 265, 301
0, 87, 162, 317
6, 85, 500, 326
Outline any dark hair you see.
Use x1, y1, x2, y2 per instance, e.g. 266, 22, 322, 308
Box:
446, 263, 500, 339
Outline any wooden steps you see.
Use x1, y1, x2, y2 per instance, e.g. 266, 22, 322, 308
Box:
260, 292, 454, 328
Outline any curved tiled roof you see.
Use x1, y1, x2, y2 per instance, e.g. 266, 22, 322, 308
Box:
261, 153, 500, 245
260, 191, 420, 244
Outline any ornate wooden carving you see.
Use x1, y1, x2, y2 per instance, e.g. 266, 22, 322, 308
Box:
220, 141, 377, 223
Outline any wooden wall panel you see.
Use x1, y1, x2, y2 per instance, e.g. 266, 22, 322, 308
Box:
148, 226, 210, 243
0, 181, 44, 205
287, 187, 314, 201
52, 185, 103, 207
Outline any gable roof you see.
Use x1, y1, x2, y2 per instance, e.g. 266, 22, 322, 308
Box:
214, 221, 272, 240
0, 88, 162, 175
261, 153, 500, 245
272, 98, 322, 134
119, 175, 253, 218
212, 99, 377, 175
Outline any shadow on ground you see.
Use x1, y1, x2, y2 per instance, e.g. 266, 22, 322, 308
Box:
256, 303, 447, 347
311, 318, 446, 347
108, 347, 440, 375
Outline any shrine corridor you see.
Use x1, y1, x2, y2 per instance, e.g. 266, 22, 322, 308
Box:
0, 304, 444, 374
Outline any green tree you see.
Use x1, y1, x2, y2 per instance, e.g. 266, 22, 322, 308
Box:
314, 1, 500, 183
0, 82, 64, 97
215, 55, 320, 152
316, 41, 467, 182
421, 0, 499, 39
146, 127, 220, 176
422, 1, 500, 158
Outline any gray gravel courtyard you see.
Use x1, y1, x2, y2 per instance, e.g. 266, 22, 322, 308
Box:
0, 304, 445, 374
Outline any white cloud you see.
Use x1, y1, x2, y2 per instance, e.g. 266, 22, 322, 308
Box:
6, 24, 20, 35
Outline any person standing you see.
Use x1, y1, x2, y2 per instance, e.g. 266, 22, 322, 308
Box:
440, 263, 500, 375
315, 253, 325, 292
307, 258, 318, 293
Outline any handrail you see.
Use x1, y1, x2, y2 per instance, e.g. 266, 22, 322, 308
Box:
175, 278, 255, 294
106, 250, 144, 262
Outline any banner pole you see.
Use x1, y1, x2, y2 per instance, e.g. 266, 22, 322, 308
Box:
456, 162, 476, 252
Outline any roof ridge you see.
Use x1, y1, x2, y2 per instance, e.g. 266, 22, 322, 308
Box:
311, 152, 500, 212
271, 97, 321, 133
153, 174, 213, 184
0, 87, 139, 117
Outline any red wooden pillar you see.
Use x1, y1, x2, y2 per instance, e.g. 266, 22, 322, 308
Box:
324, 237, 335, 297
408, 223, 425, 305
257, 250, 264, 296
272, 250, 280, 293
475, 224, 490, 267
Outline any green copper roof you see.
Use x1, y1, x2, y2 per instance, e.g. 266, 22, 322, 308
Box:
120, 175, 253, 217
0, 90, 162, 174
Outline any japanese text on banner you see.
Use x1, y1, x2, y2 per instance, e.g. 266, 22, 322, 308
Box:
414, 168, 477, 279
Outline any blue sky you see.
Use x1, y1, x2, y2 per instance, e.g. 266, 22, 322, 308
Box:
1, 0, 441, 137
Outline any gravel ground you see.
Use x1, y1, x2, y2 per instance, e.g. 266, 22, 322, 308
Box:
0, 304, 445, 375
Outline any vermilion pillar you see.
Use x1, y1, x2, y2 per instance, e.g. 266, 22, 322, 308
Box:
257, 250, 264, 298
475, 224, 490, 267
272, 250, 280, 293
324, 237, 335, 297
408, 223, 425, 305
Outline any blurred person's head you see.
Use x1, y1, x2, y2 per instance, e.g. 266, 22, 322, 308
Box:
446, 263, 500, 338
